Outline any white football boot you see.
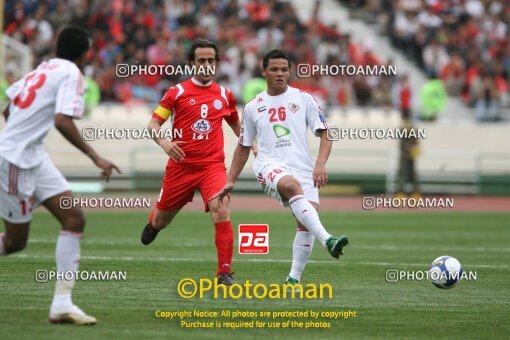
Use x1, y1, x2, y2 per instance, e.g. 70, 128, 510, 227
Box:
49, 304, 97, 325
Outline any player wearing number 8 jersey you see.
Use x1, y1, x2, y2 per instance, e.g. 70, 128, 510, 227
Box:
140, 38, 254, 285
0, 26, 120, 325
212, 50, 349, 290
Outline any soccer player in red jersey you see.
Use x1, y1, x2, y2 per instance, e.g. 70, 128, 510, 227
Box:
140, 38, 248, 285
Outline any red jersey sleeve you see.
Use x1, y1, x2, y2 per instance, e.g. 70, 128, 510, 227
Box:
224, 88, 239, 125
152, 86, 177, 123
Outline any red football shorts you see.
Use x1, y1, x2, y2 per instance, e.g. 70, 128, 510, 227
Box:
156, 162, 227, 212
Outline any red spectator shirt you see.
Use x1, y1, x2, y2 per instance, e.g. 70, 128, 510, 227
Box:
153, 78, 239, 166
400, 83, 411, 110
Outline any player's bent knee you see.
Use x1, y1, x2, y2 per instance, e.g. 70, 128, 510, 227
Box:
4, 238, 27, 254
213, 210, 230, 223
280, 179, 303, 198
210, 205, 230, 223
61, 209, 86, 232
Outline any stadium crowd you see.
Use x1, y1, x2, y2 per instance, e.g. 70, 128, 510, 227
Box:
3, 0, 394, 110
341, 0, 510, 121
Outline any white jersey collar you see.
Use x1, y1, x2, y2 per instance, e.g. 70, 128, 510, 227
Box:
265, 86, 291, 98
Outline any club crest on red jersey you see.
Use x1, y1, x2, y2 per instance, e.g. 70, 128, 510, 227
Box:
191, 119, 212, 134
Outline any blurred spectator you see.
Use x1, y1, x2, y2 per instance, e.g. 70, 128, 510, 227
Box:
393, 10, 419, 59
441, 51, 465, 96
245, 0, 271, 28
84, 76, 101, 116
420, 77, 447, 121
465, 0, 484, 19
474, 74, 500, 121
422, 40, 449, 78
396, 117, 420, 197
348, 0, 510, 118
372, 76, 393, 108
393, 74, 412, 119
256, 17, 284, 53
417, 6, 442, 30
242, 72, 267, 103
47, 1, 72, 30
3, 0, 395, 108
352, 75, 372, 107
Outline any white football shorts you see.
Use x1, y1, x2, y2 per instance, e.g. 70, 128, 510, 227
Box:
254, 163, 319, 207
0, 156, 70, 223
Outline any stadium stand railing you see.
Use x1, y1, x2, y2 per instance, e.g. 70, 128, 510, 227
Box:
1, 35, 33, 79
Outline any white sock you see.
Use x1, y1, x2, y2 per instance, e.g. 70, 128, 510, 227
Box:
0, 233, 6, 255
289, 195, 331, 246
52, 231, 81, 309
289, 230, 315, 281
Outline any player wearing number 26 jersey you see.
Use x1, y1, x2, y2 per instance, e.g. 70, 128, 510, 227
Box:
212, 50, 349, 290
140, 39, 253, 285
0, 26, 120, 325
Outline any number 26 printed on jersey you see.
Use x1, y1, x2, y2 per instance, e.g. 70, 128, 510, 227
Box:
268, 107, 287, 122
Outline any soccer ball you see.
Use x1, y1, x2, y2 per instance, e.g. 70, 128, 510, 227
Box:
429, 255, 463, 289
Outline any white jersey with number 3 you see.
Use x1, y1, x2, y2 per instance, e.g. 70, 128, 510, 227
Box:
0, 58, 85, 168
239, 86, 328, 174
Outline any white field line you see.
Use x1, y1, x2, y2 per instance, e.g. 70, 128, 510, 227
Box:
27, 239, 510, 253
11, 254, 509, 269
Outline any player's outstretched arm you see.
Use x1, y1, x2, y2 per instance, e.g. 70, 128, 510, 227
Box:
210, 143, 251, 203
314, 129, 333, 188
54, 113, 121, 182
147, 117, 186, 162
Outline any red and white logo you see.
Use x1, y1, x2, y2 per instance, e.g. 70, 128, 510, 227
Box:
238, 224, 269, 254
191, 119, 212, 133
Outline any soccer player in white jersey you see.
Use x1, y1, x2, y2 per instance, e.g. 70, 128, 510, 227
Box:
212, 50, 349, 288
0, 26, 120, 325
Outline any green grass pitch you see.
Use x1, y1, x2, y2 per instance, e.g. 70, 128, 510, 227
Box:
0, 210, 508, 339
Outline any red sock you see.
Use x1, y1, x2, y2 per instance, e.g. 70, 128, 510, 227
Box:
148, 210, 156, 225
214, 221, 233, 274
